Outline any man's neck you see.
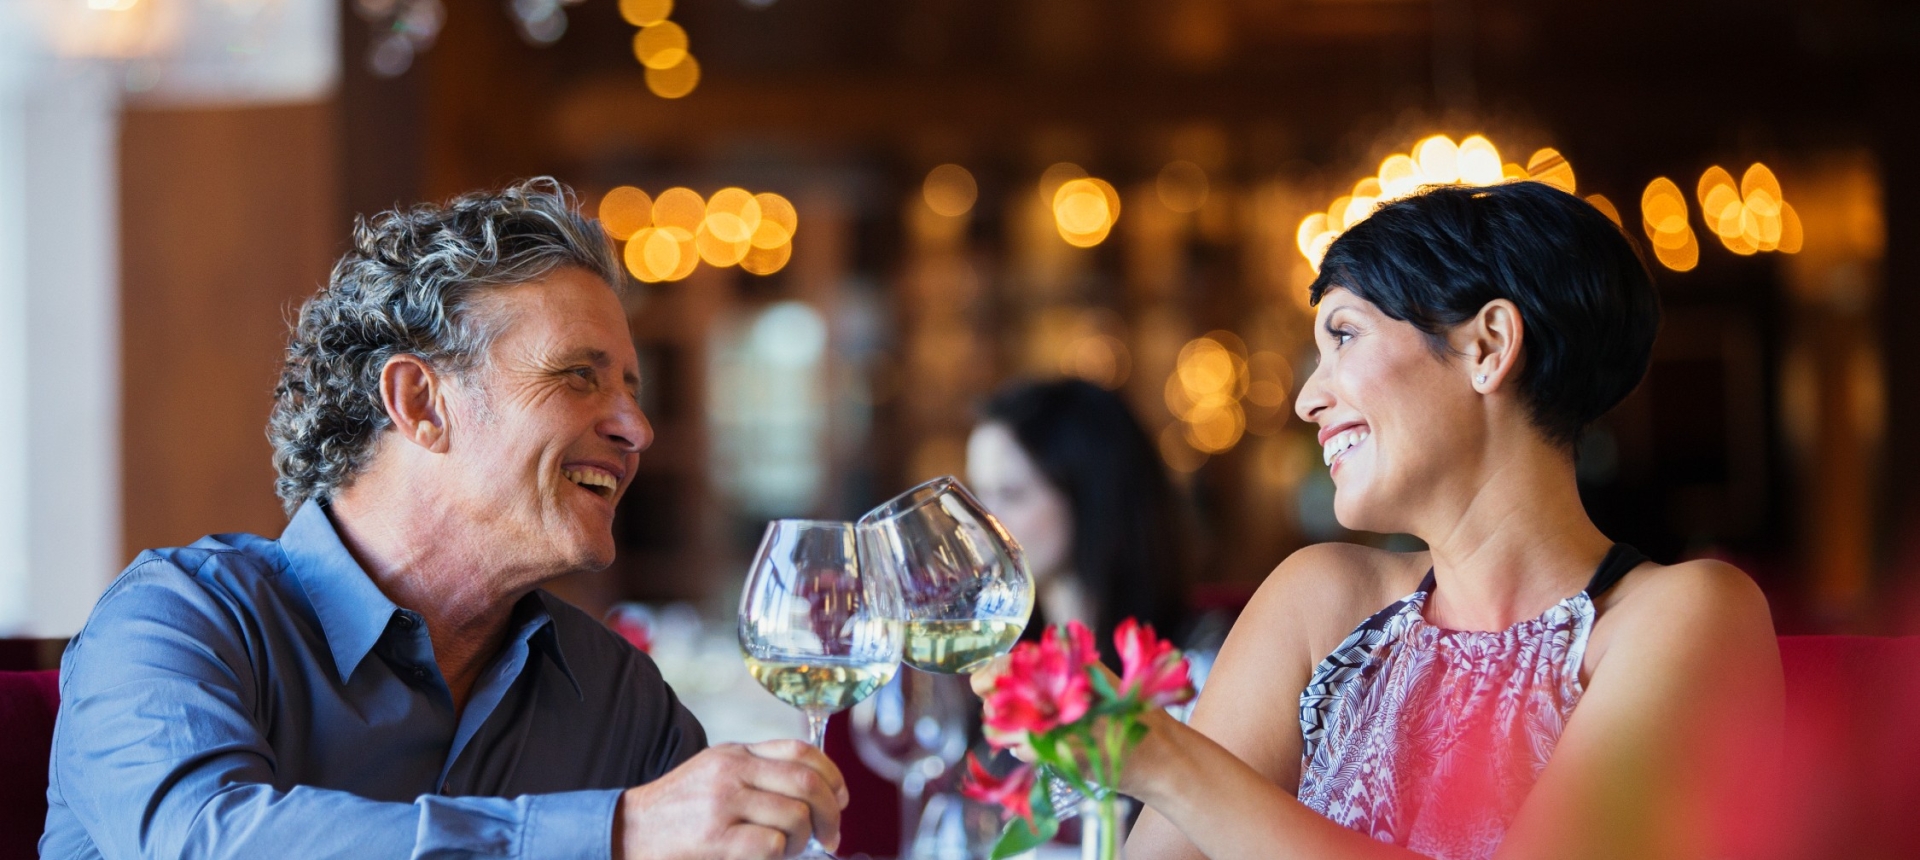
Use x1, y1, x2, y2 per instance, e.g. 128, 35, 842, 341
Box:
327, 475, 531, 713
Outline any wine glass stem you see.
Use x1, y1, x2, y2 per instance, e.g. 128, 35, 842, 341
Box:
804, 709, 830, 749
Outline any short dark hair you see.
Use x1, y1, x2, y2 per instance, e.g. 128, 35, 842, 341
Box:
981, 379, 1189, 663
1309, 181, 1661, 449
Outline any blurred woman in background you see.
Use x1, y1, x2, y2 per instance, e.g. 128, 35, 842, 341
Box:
965, 378, 1189, 666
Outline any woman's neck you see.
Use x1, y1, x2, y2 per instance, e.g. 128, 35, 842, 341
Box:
1416, 437, 1614, 632
1038, 572, 1095, 632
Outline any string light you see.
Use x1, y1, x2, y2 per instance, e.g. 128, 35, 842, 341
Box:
1295, 133, 1578, 271
1051, 171, 1121, 248
1641, 177, 1700, 272
602, 186, 796, 281
621, 0, 698, 97
1165, 333, 1250, 455
922, 164, 978, 218
1698, 162, 1802, 255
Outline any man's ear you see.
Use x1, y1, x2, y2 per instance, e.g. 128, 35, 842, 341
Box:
379, 355, 450, 453
1460, 299, 1525, 393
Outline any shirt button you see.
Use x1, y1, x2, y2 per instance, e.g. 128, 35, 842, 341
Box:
395, 614, 416, 630
411, 666, 430, 682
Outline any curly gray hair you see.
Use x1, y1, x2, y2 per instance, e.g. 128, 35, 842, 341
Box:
269, 177, 625, 513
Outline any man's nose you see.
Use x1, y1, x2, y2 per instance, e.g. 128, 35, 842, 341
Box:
605, 397, 653, 454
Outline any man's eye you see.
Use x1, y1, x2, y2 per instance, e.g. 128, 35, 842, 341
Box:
570, 367, 595, 382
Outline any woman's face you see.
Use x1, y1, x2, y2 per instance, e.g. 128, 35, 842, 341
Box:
966, 421, 1073, 583
1294, 288, 1483, 534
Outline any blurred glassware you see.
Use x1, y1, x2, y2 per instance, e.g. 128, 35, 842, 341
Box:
850, 670, 973, 859
858, 476, 1035, 675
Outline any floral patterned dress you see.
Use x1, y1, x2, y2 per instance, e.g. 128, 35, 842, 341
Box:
1295, 545, 1647, 860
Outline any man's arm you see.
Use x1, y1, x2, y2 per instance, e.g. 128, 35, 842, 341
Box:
52, 561, 621, 859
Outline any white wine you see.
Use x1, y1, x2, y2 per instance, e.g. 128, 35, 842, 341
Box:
745, 656, 899, 713
903, 618, 1025, 673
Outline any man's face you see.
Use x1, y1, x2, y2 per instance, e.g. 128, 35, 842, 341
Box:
442, 267, 650, 579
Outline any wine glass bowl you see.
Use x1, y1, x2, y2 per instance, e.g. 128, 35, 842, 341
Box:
858, 476, 1034, 674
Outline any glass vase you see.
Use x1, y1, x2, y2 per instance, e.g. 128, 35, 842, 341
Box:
1077, 795, 1131, 860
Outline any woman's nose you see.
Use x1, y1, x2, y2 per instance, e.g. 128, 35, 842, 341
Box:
1295, 360, 1333, 424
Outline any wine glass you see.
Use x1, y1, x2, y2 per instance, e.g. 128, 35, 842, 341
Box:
858, 476, 1034, 674
850, 670, 973, 859
739, 519, 905, 859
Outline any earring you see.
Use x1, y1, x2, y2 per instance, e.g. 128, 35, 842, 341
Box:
1475, 374, 1488, 385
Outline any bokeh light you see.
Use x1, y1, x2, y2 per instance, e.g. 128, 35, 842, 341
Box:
1696, 162, 1801, 256
1641, 176, 1699, 272
1165, 333, 1251, 455
1413, 135, 1461, 185
1457, 135, 1505, 186
752, 192, 798, 248
618, 0, 672, 27
1038, 162, 1089, 203
645, 54, 700, 98
633, 21, 688, 69
1052, 176, 1120, 247
1585, 194, 1623, 228
922, 164, 978, 218
598, 186, 653, 240
1526, 148, 1576, 193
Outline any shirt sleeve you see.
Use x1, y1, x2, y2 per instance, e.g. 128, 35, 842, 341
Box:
50, 560, 620, 860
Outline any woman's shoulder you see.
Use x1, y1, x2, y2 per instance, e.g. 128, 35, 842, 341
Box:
1237, 542, 1431, 662
1587, 556, 1778, 674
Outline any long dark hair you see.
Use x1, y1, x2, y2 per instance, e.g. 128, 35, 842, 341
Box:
981, 378, 1189, 663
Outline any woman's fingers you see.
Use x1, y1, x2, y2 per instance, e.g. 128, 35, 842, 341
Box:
969, 654, 1012, 697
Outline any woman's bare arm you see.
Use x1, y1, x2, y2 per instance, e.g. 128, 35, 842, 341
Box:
1125, 543, 1409, 860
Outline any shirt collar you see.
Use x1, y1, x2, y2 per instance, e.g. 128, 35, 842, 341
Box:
523, 591, 583, 699
279, 498, 402, 685
278, 499, 585, 695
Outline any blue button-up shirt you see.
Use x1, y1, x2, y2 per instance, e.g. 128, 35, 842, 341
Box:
42, 499, 706, 859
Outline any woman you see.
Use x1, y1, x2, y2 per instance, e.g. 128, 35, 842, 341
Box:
966, 378, 1189, 667
994, 182, 1781, 860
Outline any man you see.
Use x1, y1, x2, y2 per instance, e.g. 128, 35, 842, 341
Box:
43, 179, 846, 859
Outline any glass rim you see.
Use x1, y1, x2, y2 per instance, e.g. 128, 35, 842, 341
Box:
761, 517, 858, 531
855, 475, 970, 526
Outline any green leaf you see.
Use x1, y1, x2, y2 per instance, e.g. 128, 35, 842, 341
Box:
989, 776, 1061, 860
1088, 666, 1123, 702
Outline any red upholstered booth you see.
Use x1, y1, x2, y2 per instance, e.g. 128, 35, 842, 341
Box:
0, 670, 58, 860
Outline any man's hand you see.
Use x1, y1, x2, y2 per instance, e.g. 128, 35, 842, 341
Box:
612, 740, 849, 860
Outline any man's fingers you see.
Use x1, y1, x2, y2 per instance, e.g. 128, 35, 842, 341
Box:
746, 739, 849, 807
732, 789, 821, 857
740, 756, 843, 849
720, 822, 787, 860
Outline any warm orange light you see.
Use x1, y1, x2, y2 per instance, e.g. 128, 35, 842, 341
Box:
1457, 135, 1504, 185
922, 164, 978, 218
625, 227, 682, 282
1378, 154, 1421, 200
1527, 148, 1576, 193
1413, 135, 1461, 184
1156, 160, 1209, 213
1296, 213, 1329, 258
752, 192, 798, 248
1653, 228, 1700, 272
695, 223, 750, 267
1697, 166, 1739, 219
1502, 162, 1530, 182
1741, 163, 1782, 209
1777, 201, 1804, 254
661, 226, 698, 280
651, 187, 705, 233
1052, 177, 1120, 247
633, 21, 689, 69
704, 187, 762, 244
739, 240, 793, 275
619, 0, 672, 27
599, 186, 653, 240
645, 54, 700, 98
1585, 194, 1623, 228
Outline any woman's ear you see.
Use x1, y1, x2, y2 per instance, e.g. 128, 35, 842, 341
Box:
1459, 299, 1525, 393
378, 355, 451, 453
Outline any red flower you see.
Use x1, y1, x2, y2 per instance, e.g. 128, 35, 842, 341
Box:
1115, 619, 1194, 708
962, 753, 1036, 826
982, 622, 1099, 745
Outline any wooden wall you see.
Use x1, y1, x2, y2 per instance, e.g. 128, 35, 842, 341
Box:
118, 102, 342, 560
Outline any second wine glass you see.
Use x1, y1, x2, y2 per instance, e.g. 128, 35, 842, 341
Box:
859, 476, 1034, 674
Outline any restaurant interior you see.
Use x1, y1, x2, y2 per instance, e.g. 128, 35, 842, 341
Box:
2, 0, 1918, 857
